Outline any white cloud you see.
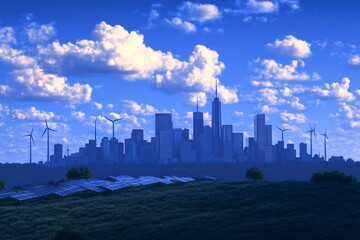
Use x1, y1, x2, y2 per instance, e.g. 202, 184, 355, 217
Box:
178, 1, 221, 23
39, 22, 237, 104
71, 111, 85, 121
0, 27, 16, 45
25, 22, 56, 44
234, 111, 244, 117
244, 0, 278, 13
0, 27, 92, 103
187, 92, 207, 107
350, 121, 360, 128
280, 111, 307, 124
290, 97, 305, 110
251, 80, 273, 87
310, 77, 355, 102
12, 107, 56, 120
107, 103, 114, 109
349, 55, 360, 66
122, 100, 158, 116
279, 0, 300, 10
253, 59, 318, 81
266, 35, 311, 58
258, 88, 286, 105
260, 104, 278, 113
92, 101, 103, 110
166, 17, 197, 33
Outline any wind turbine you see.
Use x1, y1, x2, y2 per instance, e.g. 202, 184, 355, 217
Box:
306, 124, 316, 158
104, 116, 122, 139
24, 126, 35, 164
321, 129, 329, 161
41, 118, 56, 163
275, 125, 291, 142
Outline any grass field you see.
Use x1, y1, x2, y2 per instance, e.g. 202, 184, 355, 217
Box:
1, 180, 360, 240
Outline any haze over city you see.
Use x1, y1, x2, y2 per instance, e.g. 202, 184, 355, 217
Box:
1, 0, 360, 163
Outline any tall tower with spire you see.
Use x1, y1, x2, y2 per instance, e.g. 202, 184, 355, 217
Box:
193, 96, 204, 161
212, 80, 222, 157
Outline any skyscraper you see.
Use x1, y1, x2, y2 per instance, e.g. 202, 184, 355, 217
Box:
254, 114, 273, 162
212, 82, 222, 157
155, 113, 173, 163
222, 125, 233, 162
193, 99, 204, 161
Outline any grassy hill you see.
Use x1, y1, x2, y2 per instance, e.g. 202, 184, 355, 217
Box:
1, 180, 360, 240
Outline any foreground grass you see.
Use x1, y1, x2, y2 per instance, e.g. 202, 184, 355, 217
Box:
1, 181, 360, 240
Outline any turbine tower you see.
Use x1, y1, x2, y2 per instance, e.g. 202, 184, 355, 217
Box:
24, 126, 35, 164
306, 124, 316, 158
275, 125, 290, 142
41, 118, 56, 163
321, 129, 329, 161
104, 116, 122, 139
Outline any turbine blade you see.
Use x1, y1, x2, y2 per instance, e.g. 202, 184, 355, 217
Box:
31, 136, 35, 145
104, 116, 112, 122
41, 129, 47, 139
45, 118, 48, 128
114, 118, 122, 122
49, 128, 57, 132
31, 125, 34, 135
275, 125, 282, 131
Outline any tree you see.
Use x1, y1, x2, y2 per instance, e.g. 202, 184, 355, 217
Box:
311, 171, 357, 184
0, 179, 6, 190
246, 167, 264, 181
66, 167, 92, 181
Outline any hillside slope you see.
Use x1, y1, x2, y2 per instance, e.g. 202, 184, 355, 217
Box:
1, 181, 360, 240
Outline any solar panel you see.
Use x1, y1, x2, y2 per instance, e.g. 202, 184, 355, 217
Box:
100, 182, 130, 191
10, 192, 38, 201
54, 186, 86, 197
0, 190, 16, 199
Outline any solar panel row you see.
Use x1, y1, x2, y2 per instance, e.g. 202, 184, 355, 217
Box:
0, 175, 197, 201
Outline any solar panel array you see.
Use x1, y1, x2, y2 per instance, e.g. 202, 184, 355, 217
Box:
0, 175, 206, 202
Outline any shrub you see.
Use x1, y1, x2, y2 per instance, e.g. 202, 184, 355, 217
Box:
311, 171, 357, 184
66, 167, 92, 181
12, 186, 24, 192
0, 179, 6, 190
53, 228, 85, 240
246, 167, 264, 181
48, 180, 59, 187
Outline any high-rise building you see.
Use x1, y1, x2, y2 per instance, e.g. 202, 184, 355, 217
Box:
222, 125, 233, 162
232, 132, 244, 161
131, 129, 144, 162
200, 126, 213, 163
212, 84, 222, 157
50, 143, 63, 166
254, 114, 273, 162
300, 142, 308, 161
155, 113, 173, 163
286, 143, 296, 161
193, 100, 204, 148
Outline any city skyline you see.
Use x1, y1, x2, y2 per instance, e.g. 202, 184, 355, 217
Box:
1, 0, 360, 163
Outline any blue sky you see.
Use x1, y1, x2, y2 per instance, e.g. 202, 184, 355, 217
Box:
1, 0, 360, 163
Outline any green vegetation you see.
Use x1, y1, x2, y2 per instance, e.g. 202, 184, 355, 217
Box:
0, 179, 6, 190
311, 170, 357, 184
48, 180, 59, 187
246, 167, 264, 181
12, 186, 24, 192
1, 181, 360, 239
66, 167, 92, 181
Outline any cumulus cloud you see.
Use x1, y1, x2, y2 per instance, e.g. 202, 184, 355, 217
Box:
280, 111, 307, 124
38, 22, 237, 104
253, 59, 319, 81
245, 0, 278, 13
25, 22, 56, 44
260, 104, 278, 113
349, 55, 360, 66
122, 100, 158, 116
71, 111, 85, 121
187, 92, 207, 107
166, 17, 197, 33
0, 27, 92, 104
0, 27, 16, 44
267, 35, 311, 58
178, 1, 221, 22
310, 77, 355, 102
290, 97, 305, 110
12, 107, 56, 120
92, 101, 103, 110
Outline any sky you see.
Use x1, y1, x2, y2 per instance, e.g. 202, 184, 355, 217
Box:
1, 0, 360, 163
